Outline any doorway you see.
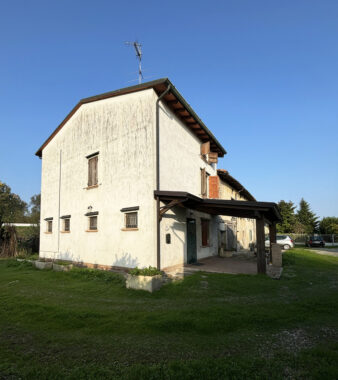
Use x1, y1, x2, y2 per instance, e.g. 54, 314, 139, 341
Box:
187, 218, 197, 264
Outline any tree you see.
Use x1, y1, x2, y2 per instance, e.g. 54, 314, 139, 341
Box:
0, 181, 27, 230
296, 198, 318, 234
276, 200, 296, 233
319, 217, 338, 234
29, 194, 40, 223
0, 181, 27, 248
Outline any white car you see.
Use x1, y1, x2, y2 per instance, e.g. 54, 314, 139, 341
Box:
265, 235, 294, 250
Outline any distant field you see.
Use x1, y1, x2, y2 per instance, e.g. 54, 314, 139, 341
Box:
0, 249, 337, 379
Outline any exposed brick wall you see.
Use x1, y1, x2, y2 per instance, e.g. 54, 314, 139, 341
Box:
209, 176, 219, 199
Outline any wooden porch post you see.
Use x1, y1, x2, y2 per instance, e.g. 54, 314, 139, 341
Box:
256, 217, 266, 274
269, 222, 277, 263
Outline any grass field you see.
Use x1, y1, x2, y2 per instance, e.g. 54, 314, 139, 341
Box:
0, 248, 337, 379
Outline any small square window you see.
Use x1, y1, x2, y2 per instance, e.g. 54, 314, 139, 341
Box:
63, 218, 70, 232
47, 220, 52, 233
125, 212, 138, 229
89, 216, 97, 231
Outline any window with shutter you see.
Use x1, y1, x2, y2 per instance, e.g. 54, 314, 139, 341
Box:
201, 168, 208, 197
201, 219, 209, 246
88, 155, 98, 187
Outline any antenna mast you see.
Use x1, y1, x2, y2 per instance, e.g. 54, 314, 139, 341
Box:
125, 41, 143, 84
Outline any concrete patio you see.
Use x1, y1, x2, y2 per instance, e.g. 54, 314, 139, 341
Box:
163, 253, 258, 279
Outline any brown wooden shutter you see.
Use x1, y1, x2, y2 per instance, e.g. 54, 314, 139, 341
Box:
88, 159, 92, 186
93, 156, 98, 185
88, 156, 98, 186
201, 141, 210, 155
201, 219, 209, 246
201, 168, 207, 197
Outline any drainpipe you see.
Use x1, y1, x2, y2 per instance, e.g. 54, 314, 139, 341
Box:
156, 84, 171, 270
57, 150, 62, 258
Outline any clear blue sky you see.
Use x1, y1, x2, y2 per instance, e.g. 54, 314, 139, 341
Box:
1, 0, 337, 218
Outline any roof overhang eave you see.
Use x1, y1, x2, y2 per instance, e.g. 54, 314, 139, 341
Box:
154, 190, 282, 223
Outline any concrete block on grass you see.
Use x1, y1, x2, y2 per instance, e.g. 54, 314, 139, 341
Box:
126, 274, 163, 293
34, 261, 53, 270
53, 263, 73, 272
271, 243, 282, 267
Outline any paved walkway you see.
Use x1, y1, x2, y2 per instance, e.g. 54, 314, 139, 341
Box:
163, 255, 257, 279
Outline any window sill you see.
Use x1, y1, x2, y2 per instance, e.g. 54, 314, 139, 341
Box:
86, 230, 98, 232
44, 232, 52, 234
61, 231, 70, 233
121, 228, 139, 231
85, 184, 99, 190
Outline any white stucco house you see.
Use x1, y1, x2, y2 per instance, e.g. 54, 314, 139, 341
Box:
36, 78, 281, 273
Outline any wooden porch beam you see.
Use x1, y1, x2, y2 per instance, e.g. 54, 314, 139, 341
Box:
256, 217, 266, 274
159, 199, 187, 220
269, 222, 277, 264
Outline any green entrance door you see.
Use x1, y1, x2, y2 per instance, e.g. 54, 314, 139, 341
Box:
187, 218, 197, 264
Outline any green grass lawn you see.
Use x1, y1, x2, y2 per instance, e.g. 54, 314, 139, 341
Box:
0, 249, 337, 379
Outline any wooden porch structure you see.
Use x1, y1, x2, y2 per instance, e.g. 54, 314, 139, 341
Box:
155, 190, 282, 274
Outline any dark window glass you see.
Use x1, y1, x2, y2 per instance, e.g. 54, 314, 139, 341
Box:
125, 212, 138, 228
64, 218, 70, 232
89, 216, 97, 230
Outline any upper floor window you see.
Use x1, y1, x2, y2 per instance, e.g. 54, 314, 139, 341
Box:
86, 152, 99, 187
201, 168, 209, 198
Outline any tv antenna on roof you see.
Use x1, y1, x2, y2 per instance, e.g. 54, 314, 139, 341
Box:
125, 41, 143, 84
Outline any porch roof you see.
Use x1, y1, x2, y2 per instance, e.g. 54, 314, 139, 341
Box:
154, 190, 282, 224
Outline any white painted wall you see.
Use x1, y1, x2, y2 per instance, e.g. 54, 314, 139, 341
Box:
158, 101, 219, 267
219, 179, 256, 251
39, 89, 221, 270
40, 89, 158, 268
159, 102, 217, 195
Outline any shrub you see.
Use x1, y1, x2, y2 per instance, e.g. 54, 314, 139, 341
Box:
16, 226, 39, 256
129, 266, 162, 276
5, 259, 33, 269
69, 267, 124, 285
54, 260, 72, 266
16, 253, 39, 260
